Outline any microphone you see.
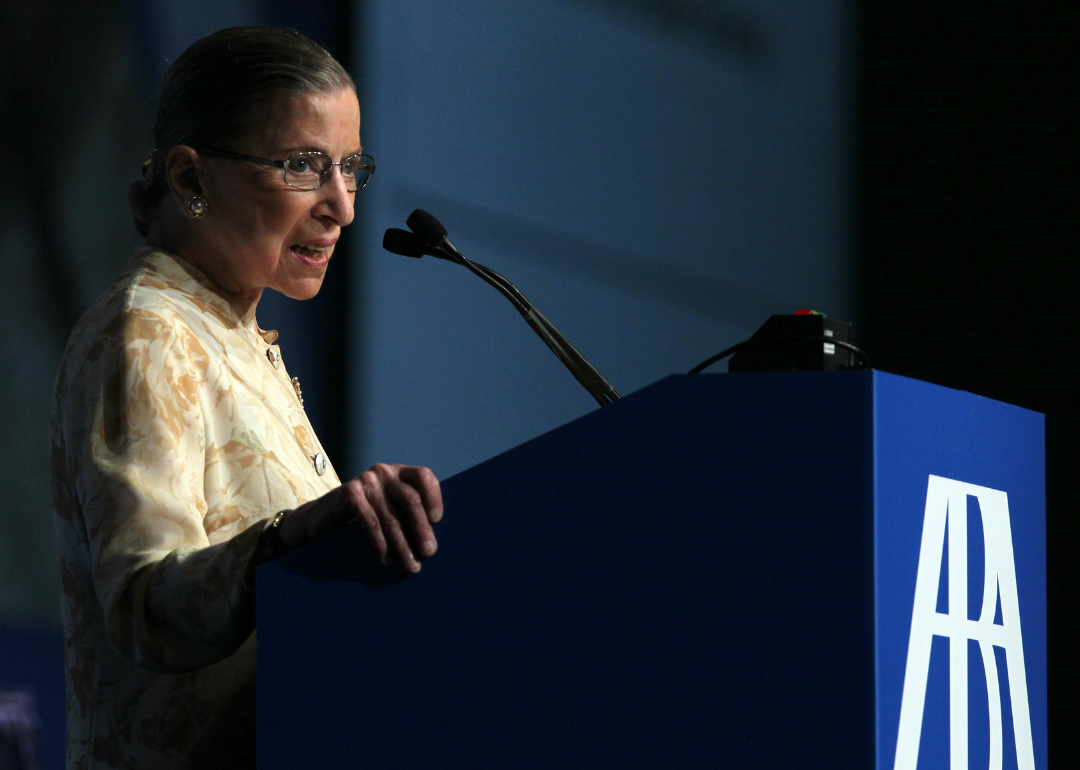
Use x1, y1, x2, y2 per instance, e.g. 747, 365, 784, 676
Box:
383, 210, 620, 407
405, 210, 473, 266
382, 227, 461, 265
382, 228, 426, 258
405, 209, 447, 244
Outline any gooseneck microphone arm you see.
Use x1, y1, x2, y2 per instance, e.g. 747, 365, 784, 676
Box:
382, 214, 620, 407
450, 249, 621, 407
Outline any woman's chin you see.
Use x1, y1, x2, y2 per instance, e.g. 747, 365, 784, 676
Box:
279, 250, 330, 299
278, 276, 325, 300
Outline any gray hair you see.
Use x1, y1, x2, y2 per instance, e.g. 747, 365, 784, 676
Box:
129, 26, 355, 237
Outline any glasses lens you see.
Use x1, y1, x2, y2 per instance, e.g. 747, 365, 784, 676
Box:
342, 154, 375, 190
284, 152, 330, 190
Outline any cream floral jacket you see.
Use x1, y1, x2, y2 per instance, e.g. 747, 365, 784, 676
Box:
50, 248, 340, 769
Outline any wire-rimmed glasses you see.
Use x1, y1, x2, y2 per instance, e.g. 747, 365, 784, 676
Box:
197, 148, 375, 191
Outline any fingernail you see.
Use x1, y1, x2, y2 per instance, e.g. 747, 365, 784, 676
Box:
421, 539, 436, 557
431, 508, 444, 523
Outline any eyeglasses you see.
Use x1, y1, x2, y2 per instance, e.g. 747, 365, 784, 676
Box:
197, 148, 375, 191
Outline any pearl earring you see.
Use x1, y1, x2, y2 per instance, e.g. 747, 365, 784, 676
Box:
187, 196, 209, 218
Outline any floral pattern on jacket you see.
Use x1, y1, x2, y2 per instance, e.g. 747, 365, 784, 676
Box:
50, 248, 340, 769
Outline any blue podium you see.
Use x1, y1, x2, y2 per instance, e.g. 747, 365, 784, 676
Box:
257, 372, 1046, 769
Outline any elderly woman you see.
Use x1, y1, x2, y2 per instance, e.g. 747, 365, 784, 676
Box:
49, 26, 441, 770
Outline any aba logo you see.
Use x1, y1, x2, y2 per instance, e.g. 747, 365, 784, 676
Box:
894, 476, 1035, 769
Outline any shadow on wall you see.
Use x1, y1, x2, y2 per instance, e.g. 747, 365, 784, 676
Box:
0, 0, 149, 628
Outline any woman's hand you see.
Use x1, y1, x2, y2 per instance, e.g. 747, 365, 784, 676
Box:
277, 464, 443, 573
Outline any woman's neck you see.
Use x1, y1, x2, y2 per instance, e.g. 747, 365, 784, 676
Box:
146, 215, 263, 322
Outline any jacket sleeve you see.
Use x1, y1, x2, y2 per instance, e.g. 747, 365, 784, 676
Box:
77, 306, 268, 672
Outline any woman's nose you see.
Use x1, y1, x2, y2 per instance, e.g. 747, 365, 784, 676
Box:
317, 168, 355, 226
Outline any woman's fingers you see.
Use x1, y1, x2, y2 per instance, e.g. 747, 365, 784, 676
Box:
396, 464, 444, 523
369, 464, 441, 560
384, 477, 437, 558
359, 469, 415, 571
283, 465, 441, 575
358, 466, 423, 572
343, 479, 389, 564
335, 464, 443, 573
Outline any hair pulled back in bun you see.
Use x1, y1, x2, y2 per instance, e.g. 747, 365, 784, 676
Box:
129, 26, 355, 237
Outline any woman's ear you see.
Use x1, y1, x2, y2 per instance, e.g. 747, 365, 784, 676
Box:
164, 145, 205, 208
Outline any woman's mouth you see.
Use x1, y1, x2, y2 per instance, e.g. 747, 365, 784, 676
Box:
290, 243, 334, 267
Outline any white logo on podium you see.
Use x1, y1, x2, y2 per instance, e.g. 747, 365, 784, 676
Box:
894, 475, 1034, 770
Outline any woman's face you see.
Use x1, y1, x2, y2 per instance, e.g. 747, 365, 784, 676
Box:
194, 87, 362, 303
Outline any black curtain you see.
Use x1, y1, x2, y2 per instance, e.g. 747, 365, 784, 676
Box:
857, 2, 1080, 761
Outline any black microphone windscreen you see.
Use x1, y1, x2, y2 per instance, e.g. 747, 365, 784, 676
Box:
406, 209, 448, 245
382, 228, 426, 258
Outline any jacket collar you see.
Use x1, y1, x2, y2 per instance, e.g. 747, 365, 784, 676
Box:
134, 247, 279, 344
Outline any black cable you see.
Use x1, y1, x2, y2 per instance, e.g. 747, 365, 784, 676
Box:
690, 336, 871, 373
688, 343, 747, 373
823, 339, 871, 368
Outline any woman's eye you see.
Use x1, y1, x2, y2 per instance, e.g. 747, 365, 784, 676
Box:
287, 156, 313, 173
